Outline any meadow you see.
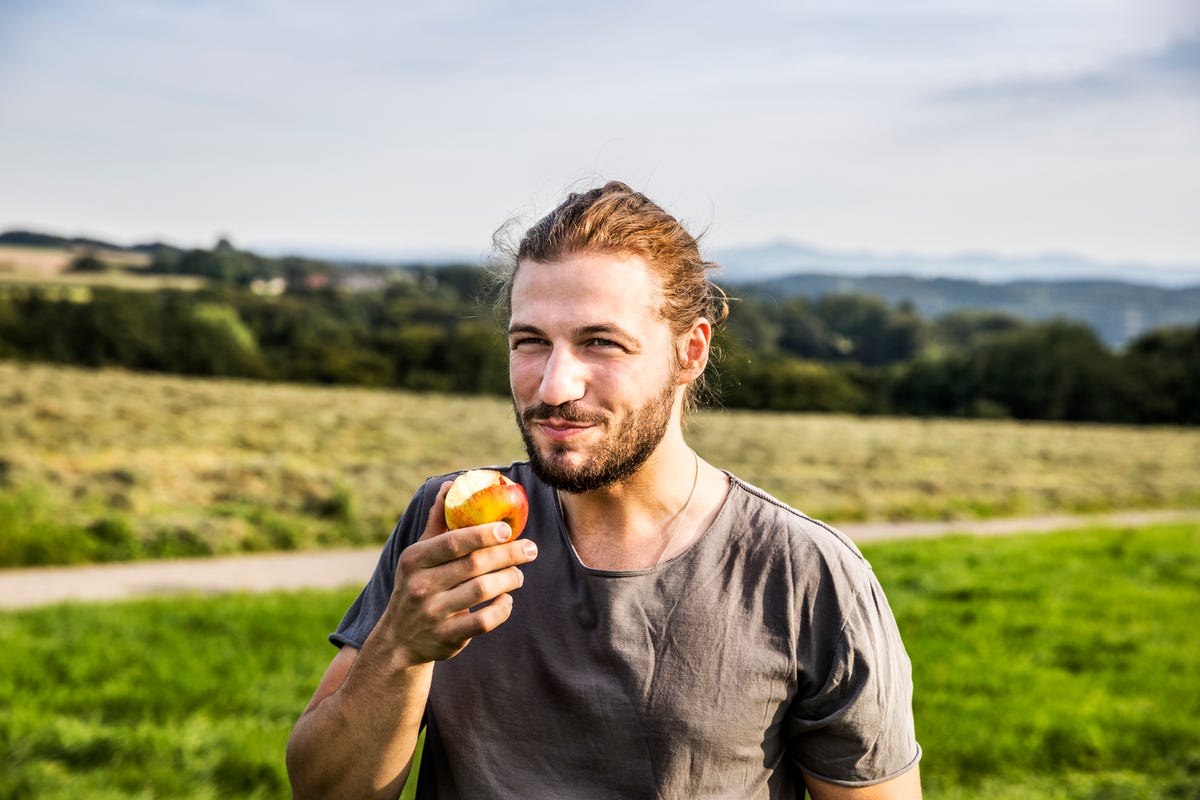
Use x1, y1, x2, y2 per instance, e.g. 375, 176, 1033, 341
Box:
1, 520, 1196, 798
3, 361, 1199, 567
0, 244, 203, 292
0, 243, 151, 275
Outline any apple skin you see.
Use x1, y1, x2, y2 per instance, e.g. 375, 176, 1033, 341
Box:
444, 470, 529, 541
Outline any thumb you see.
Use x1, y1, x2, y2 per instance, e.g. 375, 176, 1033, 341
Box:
418, 481, 453, 542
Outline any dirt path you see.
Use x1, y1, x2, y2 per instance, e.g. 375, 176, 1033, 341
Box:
2, 509, 1197, 610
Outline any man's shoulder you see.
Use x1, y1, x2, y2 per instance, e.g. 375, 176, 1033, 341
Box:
717, 475, 890, 639
721, 472, 870, 568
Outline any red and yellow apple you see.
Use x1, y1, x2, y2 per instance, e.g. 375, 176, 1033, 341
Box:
444, 469, 529, 541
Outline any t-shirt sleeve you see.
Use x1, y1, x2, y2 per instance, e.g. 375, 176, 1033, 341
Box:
787, 566, 922, 786
329, 479, 441, 650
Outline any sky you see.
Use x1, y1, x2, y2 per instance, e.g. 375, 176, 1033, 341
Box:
1, 0, 1197, 277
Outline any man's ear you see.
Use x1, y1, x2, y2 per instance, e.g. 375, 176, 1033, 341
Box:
678, 317, 712, 384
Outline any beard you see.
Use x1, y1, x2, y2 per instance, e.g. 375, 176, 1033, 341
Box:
514, 377, 678, 494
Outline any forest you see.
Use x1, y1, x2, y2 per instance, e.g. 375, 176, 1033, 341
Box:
0, 236, 1196, 424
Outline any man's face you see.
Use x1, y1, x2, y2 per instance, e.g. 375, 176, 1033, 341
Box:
507, 252, 683, 493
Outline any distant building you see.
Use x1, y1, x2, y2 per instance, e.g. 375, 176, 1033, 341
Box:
250, 277, 287, 296
338, 272, 390, 293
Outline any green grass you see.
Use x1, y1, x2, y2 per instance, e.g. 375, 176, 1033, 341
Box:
0, 588, 358, 799
862, 521, 1200, 798
2, 521, 1198, 798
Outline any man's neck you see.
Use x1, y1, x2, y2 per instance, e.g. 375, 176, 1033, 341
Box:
557, 435, 723, 570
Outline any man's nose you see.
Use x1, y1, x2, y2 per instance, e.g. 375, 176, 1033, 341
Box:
538, 347, 586, 407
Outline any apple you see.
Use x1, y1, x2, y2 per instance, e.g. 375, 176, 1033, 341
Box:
444, 469, 529, 541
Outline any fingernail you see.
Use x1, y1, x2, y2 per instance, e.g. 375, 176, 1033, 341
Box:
494, 523, 511, 542
522, 540, 538, 558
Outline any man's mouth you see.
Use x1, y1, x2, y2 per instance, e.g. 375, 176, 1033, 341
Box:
522, 402, 604, 426
534, 417, 593, 442
521, 401, 606, 443
537, 416, 589, 427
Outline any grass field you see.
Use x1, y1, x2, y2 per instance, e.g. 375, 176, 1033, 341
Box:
0, 243, 151, 275
2, 361, 1199, 567
1, 520, 1197, 798
0, 244, 203, 292
0, 270, 207, 292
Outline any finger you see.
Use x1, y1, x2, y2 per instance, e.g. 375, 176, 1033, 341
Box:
469, 592, 517, 635
428, 565, 526, 620
396, 533, 537, 612
436, 593, 515, 645
417, 481, 453, 542
444, 537, 538, 586
401, 538, 534, 610
405, 521, 523, 571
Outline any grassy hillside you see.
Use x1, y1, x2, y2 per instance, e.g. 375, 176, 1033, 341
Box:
1, 521, 1196, 798
2, 361, 1199, 566
0, 243, 150, 274
0, 243, 202, 292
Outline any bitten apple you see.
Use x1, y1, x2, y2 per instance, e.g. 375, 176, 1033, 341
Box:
444, 469, 529, 541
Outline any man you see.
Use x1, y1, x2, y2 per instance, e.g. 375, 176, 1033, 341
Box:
287, 181, 922, 799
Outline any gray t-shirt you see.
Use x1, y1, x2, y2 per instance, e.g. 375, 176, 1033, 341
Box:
332, 461, 920, 798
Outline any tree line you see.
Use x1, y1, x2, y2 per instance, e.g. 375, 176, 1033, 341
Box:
0, 249, 1196, 424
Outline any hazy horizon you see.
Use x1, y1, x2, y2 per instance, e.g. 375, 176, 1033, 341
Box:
5, 222, 1200, 288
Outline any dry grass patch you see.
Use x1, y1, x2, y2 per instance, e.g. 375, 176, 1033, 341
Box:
0, 272, 206, 292
2, 361, 1198, 564
0, 244, 201, 292
687, 411, 1200, 520
1, 362, 525, 563
0, 244, 150, 274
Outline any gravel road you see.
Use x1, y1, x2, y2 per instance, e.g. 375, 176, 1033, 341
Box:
2, 509, 1197, 610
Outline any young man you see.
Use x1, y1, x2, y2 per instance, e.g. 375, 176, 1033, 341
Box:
287, 182, 922, 799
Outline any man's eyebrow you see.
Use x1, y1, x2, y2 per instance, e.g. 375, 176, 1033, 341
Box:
576, 324, 640, 347
507, 322, 642, 347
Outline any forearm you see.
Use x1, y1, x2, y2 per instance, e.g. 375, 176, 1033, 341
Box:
805, 764, 922, 800
286, 635, 433, 800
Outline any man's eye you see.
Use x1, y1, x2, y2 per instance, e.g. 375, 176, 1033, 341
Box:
510, 337, 546, 350
590, 338, 620, 348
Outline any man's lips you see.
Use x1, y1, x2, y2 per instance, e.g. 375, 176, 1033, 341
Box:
534, 418, 594, 442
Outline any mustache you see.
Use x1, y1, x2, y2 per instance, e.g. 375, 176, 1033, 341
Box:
521, 402, 607, 426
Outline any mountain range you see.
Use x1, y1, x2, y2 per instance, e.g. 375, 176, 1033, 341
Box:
709, 239, 1200, 288
708, 241, 1200, 347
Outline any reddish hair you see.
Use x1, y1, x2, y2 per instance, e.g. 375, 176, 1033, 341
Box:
491, 181, 729, 409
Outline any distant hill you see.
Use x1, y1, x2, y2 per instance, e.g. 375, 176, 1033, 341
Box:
0, 229, 174, 255
0, 229, 126, 251
734, 273, 1200, 348
711, 239, 1200, 287
704, 239, 1200, 347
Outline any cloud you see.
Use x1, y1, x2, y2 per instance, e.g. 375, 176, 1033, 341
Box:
2, 0, 1197, 265
1145, 35, 1200, 73
935, 34, 1200, 107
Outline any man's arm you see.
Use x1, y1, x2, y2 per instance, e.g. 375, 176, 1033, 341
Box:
805, 765, 922, 800
285, 482, 538, 799
286, 643, 429, 800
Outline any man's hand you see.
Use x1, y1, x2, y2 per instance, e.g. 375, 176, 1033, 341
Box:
286, 480, 539, 799
382, 481, 539, 665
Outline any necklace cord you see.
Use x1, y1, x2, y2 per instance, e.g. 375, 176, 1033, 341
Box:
655, 449, 701, 566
